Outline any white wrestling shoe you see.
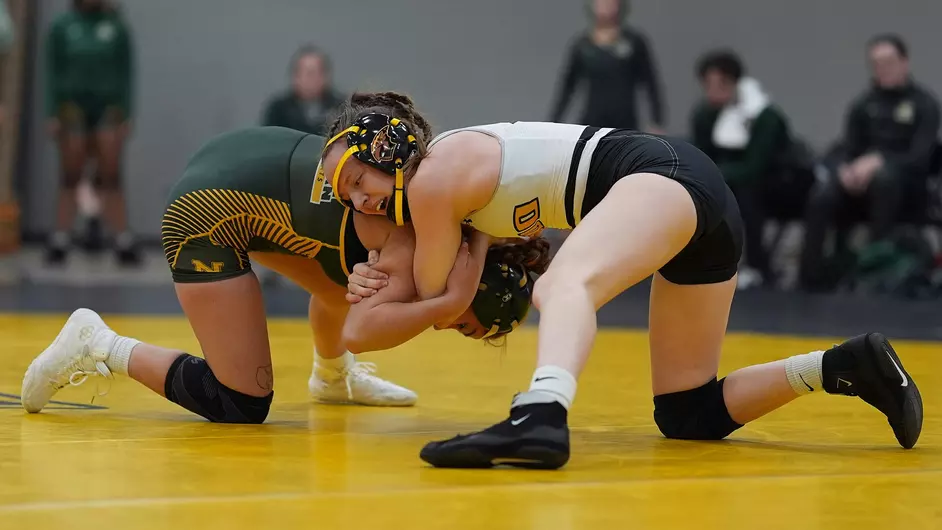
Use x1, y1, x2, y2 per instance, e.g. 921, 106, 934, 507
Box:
22, 308, 116, 413
309, 361, 417, 407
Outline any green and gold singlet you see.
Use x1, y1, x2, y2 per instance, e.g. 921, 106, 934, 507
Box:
160, 127, 367, 285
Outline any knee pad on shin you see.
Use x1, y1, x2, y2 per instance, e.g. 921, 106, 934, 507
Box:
164, 354, 273, 424
653, 377, 742, 440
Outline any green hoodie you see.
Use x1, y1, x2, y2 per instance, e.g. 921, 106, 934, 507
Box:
45, 8, 133, 118
690, 101, 790, 187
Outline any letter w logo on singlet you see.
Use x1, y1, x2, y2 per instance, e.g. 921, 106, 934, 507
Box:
513, 198, 545, 238
192, 260, 225, 273
309, 163, 334, 204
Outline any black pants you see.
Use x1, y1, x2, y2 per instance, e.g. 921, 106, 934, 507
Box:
728, 182, 770, 278
799, 166, 922, 288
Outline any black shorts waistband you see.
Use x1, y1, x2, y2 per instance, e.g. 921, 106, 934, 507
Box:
564, 126, 602, 228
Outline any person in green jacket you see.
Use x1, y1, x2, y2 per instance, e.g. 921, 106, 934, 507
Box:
0, 0, 13, 127
690, 50, 791, 288
45, 0, 136, 265
0, 0, 13, 54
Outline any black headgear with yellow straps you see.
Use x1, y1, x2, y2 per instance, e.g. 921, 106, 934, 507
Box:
469, 258, 534, 340
323, 113, 418, 226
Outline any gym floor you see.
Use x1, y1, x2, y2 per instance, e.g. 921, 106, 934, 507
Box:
0, 247, 938, 528
1, 299, 940, 528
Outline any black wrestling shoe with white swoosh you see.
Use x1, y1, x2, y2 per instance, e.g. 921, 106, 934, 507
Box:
419, 401, 570, 469
823, 333, 923, 449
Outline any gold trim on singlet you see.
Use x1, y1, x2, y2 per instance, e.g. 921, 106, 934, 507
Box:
338, 207, 351, 277
161, 189, 339, 270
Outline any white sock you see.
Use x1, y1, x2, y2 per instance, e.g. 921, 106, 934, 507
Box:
107, 335, 140, 377
315, 350, 354, 373
783, 350, 825, 395
513, 365, 578, 410
115, 232, 135, 249
50, 231, 70, 248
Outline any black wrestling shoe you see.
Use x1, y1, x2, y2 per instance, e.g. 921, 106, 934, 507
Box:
115, 233, 141, 267
83, 217, 104, 253
419, 401, 570, 469
116, 245, 141, 267
45, 244, 67, 265
823, 333, 923, 449
45, 232, 70, 265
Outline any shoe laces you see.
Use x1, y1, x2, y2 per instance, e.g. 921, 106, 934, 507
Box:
54, 344, 113, 402
342, 362, 378, 399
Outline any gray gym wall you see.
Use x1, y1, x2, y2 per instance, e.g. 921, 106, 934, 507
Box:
23, 0, 942, 238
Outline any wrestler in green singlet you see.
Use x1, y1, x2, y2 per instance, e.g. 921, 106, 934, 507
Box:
161, 126, 368, 286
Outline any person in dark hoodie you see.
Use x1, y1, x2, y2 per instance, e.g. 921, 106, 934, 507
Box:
799, 34, 940, 291
549, 0, 665, 132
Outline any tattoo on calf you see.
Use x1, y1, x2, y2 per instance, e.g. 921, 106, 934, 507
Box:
256, 364, 274, 392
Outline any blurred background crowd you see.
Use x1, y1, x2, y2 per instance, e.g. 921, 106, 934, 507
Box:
0, 0, 940, 302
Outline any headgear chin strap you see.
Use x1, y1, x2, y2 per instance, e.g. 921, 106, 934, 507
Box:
470, 260, 534, 340
322, 113, 418, 226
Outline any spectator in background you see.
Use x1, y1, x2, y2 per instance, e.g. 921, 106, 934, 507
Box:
799, 34, 940, 291
0, 1, 11, 53
690, 50, 791, 289
0, 1, 11, 56
549, 0, 664, 132
45, 0, 136, 265
0, 0, 13, 125
262, 45, 344, 135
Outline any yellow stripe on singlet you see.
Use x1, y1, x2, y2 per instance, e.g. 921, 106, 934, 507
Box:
339, 207, 351, 277
161, 189, 340, 269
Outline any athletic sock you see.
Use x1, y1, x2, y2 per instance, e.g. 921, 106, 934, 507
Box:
115, 232, 135, 250
105, 335, 139, 376
784, 350, 824, 395
50, 231, 70, 249
512, 365, 578, 410
315, 350, 355, 374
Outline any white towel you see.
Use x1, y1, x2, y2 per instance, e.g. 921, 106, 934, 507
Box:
712, 77, 771, 150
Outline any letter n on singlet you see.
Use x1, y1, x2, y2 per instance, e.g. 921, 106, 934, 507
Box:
192, 260, 225, 273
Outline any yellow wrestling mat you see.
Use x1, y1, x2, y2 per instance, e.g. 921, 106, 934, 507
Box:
1, 314, 939, 529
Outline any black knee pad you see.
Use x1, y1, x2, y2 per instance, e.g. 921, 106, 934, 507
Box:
164, 354, 273, 424
653, 377, 742, 440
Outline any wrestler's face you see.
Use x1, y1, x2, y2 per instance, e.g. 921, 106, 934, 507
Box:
435, 308, 491, 340
323, 143, 393, 216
